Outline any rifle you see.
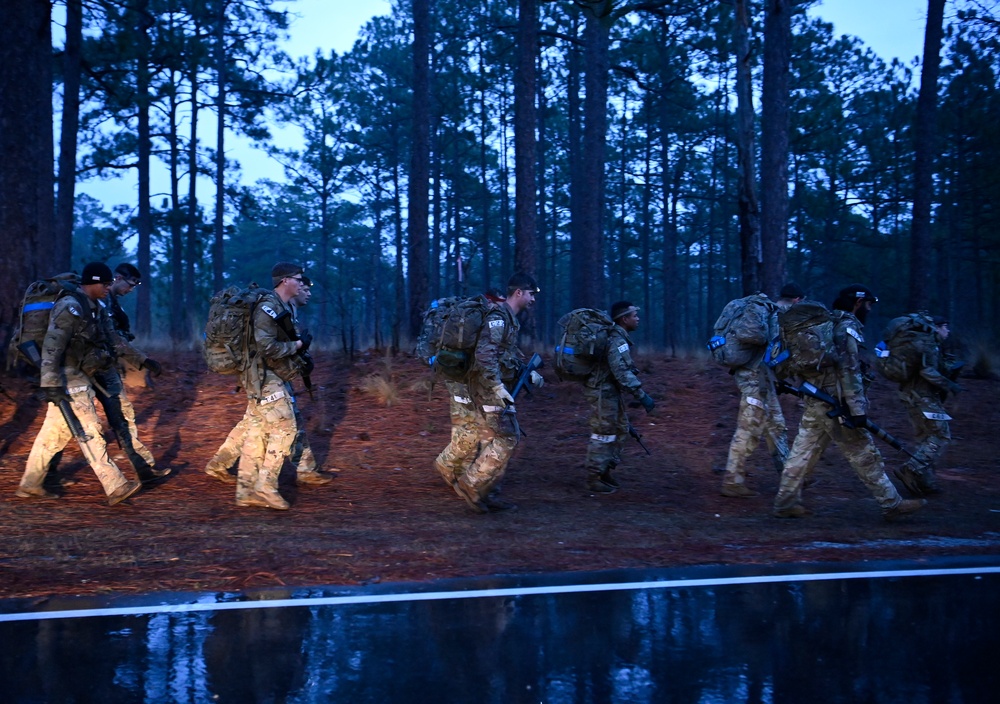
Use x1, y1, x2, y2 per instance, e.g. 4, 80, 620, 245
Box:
780, 380, 925, 464
502, 353, 544, 437
628, 422, 651, 455
274, 311, 314, 399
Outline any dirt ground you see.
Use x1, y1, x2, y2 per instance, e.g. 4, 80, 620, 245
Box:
1, 349, 998, 601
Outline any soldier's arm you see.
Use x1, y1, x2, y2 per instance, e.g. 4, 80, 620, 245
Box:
254, 301, 299, 360
99, 302, 146, 368
39, 299, 79, 388
606, 330, 643, 396
836, 321, 869, 416
473, 311, 508, 391
916, 344, 952, 390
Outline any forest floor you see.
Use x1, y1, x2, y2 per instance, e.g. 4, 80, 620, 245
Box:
1, 349, 998, 602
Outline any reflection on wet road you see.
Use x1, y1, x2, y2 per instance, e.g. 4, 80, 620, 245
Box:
1, 558, 997, 703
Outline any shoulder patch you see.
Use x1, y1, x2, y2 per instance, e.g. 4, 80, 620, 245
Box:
617, 342, 629, 354
488, 319, 505, 329
66, 302, 82, 318
846, 327, 864, 343
260, 304, 279, 319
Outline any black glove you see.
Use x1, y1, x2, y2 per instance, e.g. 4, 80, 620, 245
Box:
44, 387, 71, 406
142, 358, 163, 377
846, 414, 867, 430
299, 332, 313, 353
639, 392, 655, 414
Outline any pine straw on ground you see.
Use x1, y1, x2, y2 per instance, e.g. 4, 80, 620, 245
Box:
0, 350, 998, 601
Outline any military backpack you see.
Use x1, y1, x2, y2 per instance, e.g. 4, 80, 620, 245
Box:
553, 308, 615, 382
416, 295, 502, 381
6, 272, 83, 373
874, 313, 937, 384
203, 284, 267, 375
707, 294, 776, 369
768, 300, 838, 378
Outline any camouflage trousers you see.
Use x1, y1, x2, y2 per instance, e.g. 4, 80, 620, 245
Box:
775, 396, 901, 512
899, 386, 951, 484
722, 371, 788, 488
451, 393, 520, 501
583, 382, 627, 475
236, 379, 297, 501
435, 381, 479, 484
20, 386, 132, 496
94, 366, 155, 470
209, 385, 315, 476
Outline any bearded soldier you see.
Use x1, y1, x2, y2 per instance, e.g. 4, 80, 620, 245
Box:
16, 262, 142, 506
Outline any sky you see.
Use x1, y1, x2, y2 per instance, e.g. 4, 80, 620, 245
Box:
76, 0, 930, 215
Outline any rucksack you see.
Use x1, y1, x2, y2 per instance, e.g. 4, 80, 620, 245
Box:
203, 284, 267, 375
416, 295, 500, 381
874, 313, 936, 383
553, 308, 615, 382
6, 272, 82, 372
707, 294, 776, 368
770, 300, 838, 377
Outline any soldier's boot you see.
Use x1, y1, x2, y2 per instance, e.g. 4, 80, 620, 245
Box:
133, 457, 171, 484
254, 488, 290, 511
453, 478, 489, 514
883, 498, 926, 521
483, 490, 517, 512
586, 473, 618, 494
107, 479, 142, 506
772, 504, 810, 518
15, 485, 59, 499
600, 465, 621, 489
296, 471, 333, 486
235, 492, 270, 509
892, 465, 935, 497
205, 459, 237, 484
721, 478, 759, 498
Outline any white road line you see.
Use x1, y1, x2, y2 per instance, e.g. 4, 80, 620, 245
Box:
2, 565, 998, 623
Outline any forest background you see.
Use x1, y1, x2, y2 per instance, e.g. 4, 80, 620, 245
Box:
0, 0, 998, 360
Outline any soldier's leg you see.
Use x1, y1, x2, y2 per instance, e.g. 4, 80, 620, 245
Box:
235, 406, 266, 505
252, 387, 297, 510
435, 382, 480, 486
583, 384, 623, 492
290, 391, 332, 486
206, 412, 250, 483
774, 399, 830, 513
721, 393, 767, 496
899, 392, 950, 494
762, 386, 789, 473
69, 387, 139, 501
834, 425, 913, 516
456, 408, 519, 510
19, 403, 73, 497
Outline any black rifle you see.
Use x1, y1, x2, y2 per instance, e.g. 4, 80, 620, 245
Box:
274, 311, 314, 399
779, 380, 924, 464
20, 341, 94, 444
628, 422, 651, 455
502, 353, 544, 437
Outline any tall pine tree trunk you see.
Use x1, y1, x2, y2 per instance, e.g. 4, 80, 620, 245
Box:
0, 0, 52, 327
213, 0, 228, 293
407, 0, 431, 340
759, 0, 791, 299
910, 0, 946, 310
135, 0, 153, 336
54, 0, 82, 270
514, 0, 538, 282
733, 0, 761, 295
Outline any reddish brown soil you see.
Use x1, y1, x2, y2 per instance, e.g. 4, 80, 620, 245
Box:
1, 351, 997, 600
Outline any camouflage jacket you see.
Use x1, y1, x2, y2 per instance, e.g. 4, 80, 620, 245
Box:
106, 292, 134, 341
826, 311, 869, 416
97, 299, 147, 370
592, 324, 643, 398
40, 293, 115, 389
902, 332, 952, 394
242, 290, 301, 397
469, 302, 519, 405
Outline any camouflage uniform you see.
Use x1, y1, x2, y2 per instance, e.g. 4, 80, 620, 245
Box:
93, 295, 158, 477
434, 380, 479, 485
775, 310, 906, 516
584, 324, 646, 485
235, 290, 302, 509
17, 293, 137, 501
452, 303, 521, 504
895, 330, 954, 494
720, 365, 788, 494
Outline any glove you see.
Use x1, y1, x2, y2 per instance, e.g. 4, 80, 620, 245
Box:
493, 384, 515, 405
846, 414, 867, 430
299, 332, 313, 352
529, 370, 544, 389
639, 392, 655, 414
142, 358, 163, 377
44, 387, 71, 406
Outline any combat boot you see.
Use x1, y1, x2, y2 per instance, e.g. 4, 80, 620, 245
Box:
892, 466, 927, 497
235, 492, 270, 508
772, 504, 809, 518
483, 492, 518, 512
586, 474, 618, 494
883, 498, 926, 521
721, 481, 758, 498
254, 488, 290, 510
205, 461, 237, 484
600, 467, 621, 489
296, 471, 333, 486
136, 461, 171, 484
107, 480, 142, 506
453, 479, 488, 514
15, 485, 59, 499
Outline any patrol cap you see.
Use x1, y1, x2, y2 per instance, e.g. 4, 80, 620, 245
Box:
841, 283, 878, 303
271, 261, 304, 287
81, 262, 114, 285
611, 300, 639, 321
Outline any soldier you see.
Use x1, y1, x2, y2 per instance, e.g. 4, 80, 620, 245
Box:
449, 273, 539, 514
93, 263, 169, 483
433, 288, 514, 491
233, 262, 311, 510
15, 262, 142, 506
892, 315, 960, 496
720, 284, 803, 498
582, 301, 655, 494
773, 285, 925, 520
